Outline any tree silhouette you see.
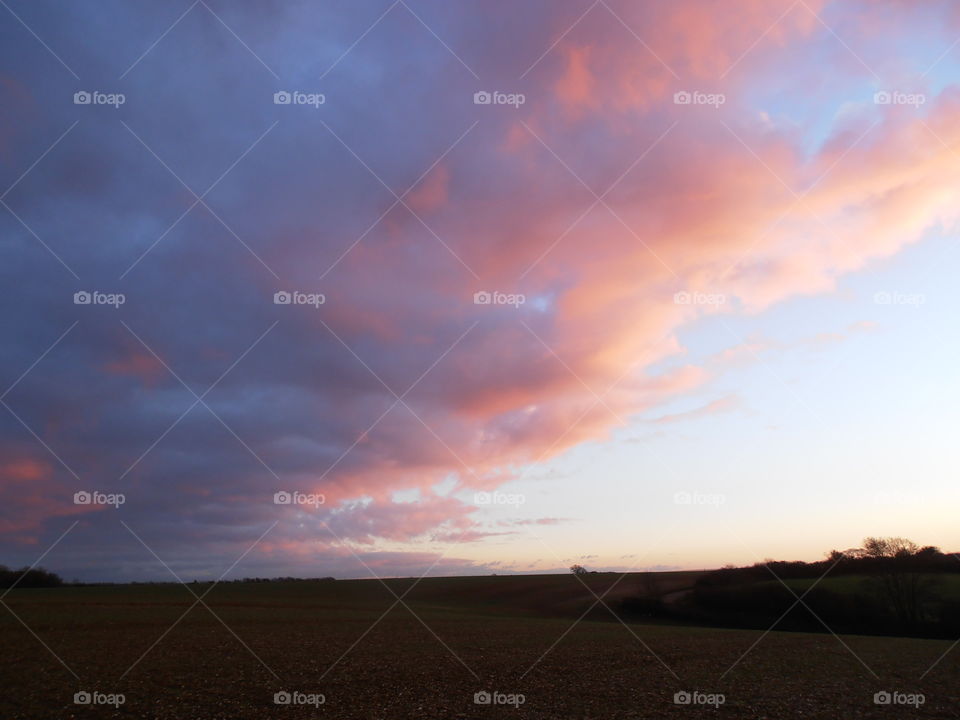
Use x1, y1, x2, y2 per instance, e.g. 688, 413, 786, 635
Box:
861, 536, 938, 627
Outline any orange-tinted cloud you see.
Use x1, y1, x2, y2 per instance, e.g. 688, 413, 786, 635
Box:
651, 396, 740, 424
103, 340, 166, 387
4, 0, 960, 574
406, 164, 450, 215
0, 455, 93, 539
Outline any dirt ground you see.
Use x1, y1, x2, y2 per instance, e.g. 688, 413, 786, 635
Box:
1, 577, 957, 719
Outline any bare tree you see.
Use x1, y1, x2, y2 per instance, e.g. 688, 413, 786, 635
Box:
861, 536, 936, 627
862, 536, 919, 559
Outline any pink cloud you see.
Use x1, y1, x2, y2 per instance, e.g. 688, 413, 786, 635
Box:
6, 1, 960, 572
406, 164, 450, 215
324, 495, 476, 544
0, 455, 94, 539
651, 396, 740, 425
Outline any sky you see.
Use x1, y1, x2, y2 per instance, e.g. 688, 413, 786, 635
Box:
0, 0, 958, 582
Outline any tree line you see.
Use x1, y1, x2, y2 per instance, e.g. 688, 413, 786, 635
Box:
620, 537, 960, 638
0, 565, 64, 589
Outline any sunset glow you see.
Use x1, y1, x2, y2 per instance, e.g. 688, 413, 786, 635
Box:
1, 0, 958, 582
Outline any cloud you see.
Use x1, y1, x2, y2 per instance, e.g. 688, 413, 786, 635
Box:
497, 517, 572, 527
324, 495, 475, 544
1, 0, 958, 578
650, 396, 740, 425
804, 320, 879, 349
405, 164, 450, 215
